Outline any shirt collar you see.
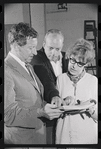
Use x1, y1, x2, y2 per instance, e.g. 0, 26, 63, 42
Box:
9, 52, 26, 68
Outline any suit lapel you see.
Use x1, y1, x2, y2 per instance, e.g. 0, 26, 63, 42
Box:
5, 54, 41, 93
28, 64, 44, 96
40, 48, 56, 78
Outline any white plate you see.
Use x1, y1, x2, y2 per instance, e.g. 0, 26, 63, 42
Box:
61, 100, 95, 111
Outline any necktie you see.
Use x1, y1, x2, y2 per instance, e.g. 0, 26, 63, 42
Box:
25, 64, 40, 93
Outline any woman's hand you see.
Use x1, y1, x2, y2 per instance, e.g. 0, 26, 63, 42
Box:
63, 96, 75, 106
86, 99, 97, 121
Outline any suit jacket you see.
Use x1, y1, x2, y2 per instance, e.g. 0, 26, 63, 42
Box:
4, 54, 46, 143
31, 47, 68, 144
31, 47, 68, 103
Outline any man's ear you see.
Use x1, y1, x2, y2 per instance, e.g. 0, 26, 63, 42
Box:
43, 41, 45, 48
12, 42, 18, 50
14, 42, 21, 52
62, 42, 64, 49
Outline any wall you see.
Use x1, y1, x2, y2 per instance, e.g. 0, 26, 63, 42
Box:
30, 3, 45, 49
45, 3, 97, 52
4, 3, 45, 52
4, 3, 31, 57
4, 3, 97, 52
4, 3, 30, 24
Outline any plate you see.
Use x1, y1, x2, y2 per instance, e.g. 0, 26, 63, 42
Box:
64, 109, 86, 115
60, 99, 96, 112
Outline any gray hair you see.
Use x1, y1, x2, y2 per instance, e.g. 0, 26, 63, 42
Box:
44, 29, 64, 43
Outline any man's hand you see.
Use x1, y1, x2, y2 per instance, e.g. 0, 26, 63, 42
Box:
51, 96, 62, 107
37, 104, 64, 120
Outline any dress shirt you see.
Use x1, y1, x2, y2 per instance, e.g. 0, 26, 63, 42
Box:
51, 60, 62, 77
25, 64, 40, 93
9, 52, 29, 74
9, 52, 40, 93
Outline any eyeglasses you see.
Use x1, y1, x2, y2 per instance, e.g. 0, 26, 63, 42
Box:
69, 57, 87, 67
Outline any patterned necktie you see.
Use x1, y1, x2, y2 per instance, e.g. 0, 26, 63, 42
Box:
25, 64, 40, 93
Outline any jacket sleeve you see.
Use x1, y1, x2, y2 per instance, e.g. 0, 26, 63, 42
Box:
4, 70, 43, 129
34, 65, 60, 103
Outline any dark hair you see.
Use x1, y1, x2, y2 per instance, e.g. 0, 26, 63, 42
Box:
66, 38, 95, 63
8, 22, 38, 46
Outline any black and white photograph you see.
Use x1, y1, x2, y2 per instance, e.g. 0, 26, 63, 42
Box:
4, 3, 98, 144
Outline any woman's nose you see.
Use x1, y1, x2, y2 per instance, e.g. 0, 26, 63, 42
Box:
72, 63, 77, 68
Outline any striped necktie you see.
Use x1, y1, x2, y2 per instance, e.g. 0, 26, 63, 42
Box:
25, 64, 40, 93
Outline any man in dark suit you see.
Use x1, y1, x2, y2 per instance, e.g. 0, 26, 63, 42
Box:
31, 29, 68, 144
4, 23, 63, 144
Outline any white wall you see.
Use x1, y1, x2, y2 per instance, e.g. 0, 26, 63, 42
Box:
30, 3, 45, 50
4, 3, 97, 54
4, 3, 45, 54
4, 4, 30, 24
5, 4, 24, 24
45, 3, 97, 52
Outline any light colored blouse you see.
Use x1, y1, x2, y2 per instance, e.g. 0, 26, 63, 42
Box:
57, 72, 97, 104
56, 72, 98, 144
